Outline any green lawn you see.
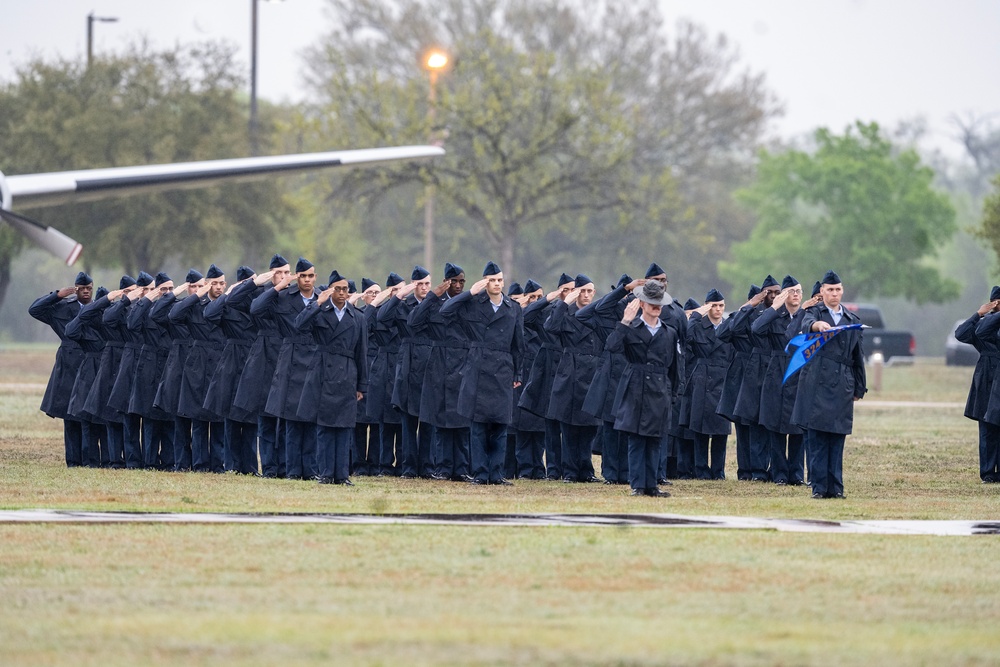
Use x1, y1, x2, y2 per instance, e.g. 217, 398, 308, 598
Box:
1, 352, 998, 665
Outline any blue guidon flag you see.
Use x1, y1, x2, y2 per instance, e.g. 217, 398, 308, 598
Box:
782, 323, 867, 384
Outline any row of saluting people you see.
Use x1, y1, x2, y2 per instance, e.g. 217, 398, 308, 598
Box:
31, 256, 866, 499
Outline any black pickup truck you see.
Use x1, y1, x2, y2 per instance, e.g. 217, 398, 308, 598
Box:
843, 303, 915, 364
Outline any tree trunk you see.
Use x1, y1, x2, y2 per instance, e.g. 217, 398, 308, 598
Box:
500, 229, 516, 281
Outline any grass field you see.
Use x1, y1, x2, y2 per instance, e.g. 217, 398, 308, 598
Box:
2, 348, 999, 665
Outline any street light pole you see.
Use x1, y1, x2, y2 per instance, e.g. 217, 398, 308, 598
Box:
249, 0, 260, 156
86, 12, 119, 69
423, 50, 448, 272
250, 0, 286, 156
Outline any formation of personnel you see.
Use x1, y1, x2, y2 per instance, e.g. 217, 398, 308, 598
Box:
31, 257, 867, 499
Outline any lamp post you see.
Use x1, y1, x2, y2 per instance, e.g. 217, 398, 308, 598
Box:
86, 12, 119, 69
422, 49, 448, 272
250, 0, 286, 156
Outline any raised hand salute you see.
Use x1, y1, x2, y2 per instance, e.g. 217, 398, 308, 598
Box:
621, 297, 641, 325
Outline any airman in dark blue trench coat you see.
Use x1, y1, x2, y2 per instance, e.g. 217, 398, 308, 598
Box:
65, 285, 108, 467
545, 275, 602, 483
85, 276, 138, 468
791, 271, 866, 499
29, 272, 94, 467
517, 273, 575, 479
579, 275, 637, 484
380, 266, 436, 478
606, 281, 681, 497
681, 291, 732, 480
204, 266, 260, 475
957, 285, 1000, 482
731, 275, 780, 482
295, 270, 369, 485
365, 273, 405, 475
151, 272, 199, 471
751, 277, 805, 485
126, 274, 176, 470
715, 284, 760, 480
107, 271, 155, 469
440, 262, 525, 485
171, 265, 228, 473
511, 279, 547, 479
232, 254, 289, 478
412, 263, 472, 481
252, 258, 319, 480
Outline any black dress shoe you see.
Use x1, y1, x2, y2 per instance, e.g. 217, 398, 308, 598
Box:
811, 492, 824, 499
584, 475, 602, 483
470, 478, 488, 485
831, 492, 846, 499
317, 477, 334, 484
400, 473, 417, 479
647, 488, 671, 497
334, 479, 355, 486
451, 474, 474, 483
429, 473, 448, 481
660, 479, 673, 486
493, 479, 514, 486
629, 488, 645, 496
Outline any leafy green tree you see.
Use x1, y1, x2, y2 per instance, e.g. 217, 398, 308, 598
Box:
721, 122, 958, 303
297, 0, 777, 288
980, 174, 1000, 267
0, 41, 291, 316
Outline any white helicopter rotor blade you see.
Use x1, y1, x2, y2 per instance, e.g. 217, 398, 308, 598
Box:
0, 145, 444, 265
0, 208, 82, 266
5, 145, 444, 209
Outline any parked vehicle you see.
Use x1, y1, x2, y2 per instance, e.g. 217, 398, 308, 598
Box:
945, 319, 980, 366
842, 303, 915, 364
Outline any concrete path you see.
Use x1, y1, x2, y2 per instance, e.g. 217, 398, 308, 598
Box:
1, 509, 996, 536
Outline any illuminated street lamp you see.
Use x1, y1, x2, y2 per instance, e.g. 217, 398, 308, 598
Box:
422, 49, 449, 271
86, 12, 119, 69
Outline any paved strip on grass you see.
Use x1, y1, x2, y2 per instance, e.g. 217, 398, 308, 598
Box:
1, 509, 997, 535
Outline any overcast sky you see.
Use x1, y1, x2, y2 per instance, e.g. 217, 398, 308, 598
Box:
2, 0, 998, 159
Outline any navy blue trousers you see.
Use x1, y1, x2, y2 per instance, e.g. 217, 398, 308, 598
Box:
516, 429, 545, 479
63, 419, 84, 467
560, 423, 597, 481
317, 426, 352, 482
352, 423, 379, 475
693, 432, 727, 480
192, 419, 224, 473
436, 426, 470, 479
106, 421, 125, 468
257, 415, 283, 477
504, 430, 518, 480
749, 424, 772, 481
979, 421, 1000, 482
599, 421, 628, 483
378, 422, 401, 475
173, 416, 192, 471
284, 419, 317, 479
769, 432, 804, 484
84, 422, 107, 468
471, 421, 508, 483
143, 418, 174, 470
808, 429, 846, 497
225, 418, 258, 474
734, 422, 752, 480
123, 413, 143, 469
675, 436, 695, 479
400, 412, 435, 477
628, 433, 660, 493
543, 419, 562, 479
